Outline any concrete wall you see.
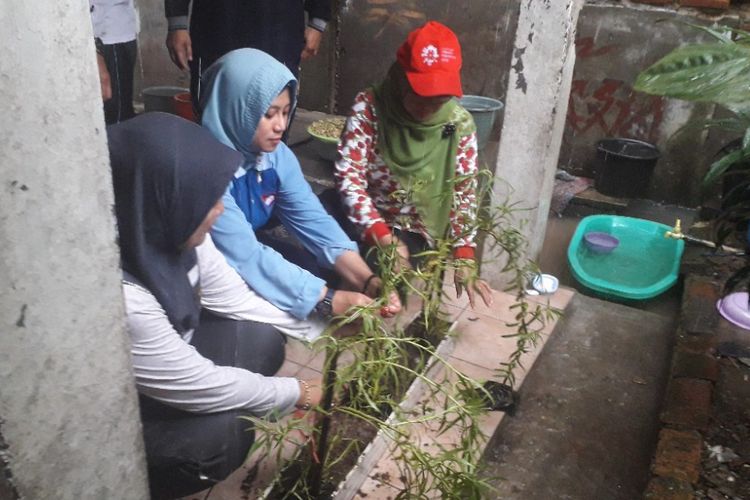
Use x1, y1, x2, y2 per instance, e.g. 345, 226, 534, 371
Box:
483, 0, 584, 279
131, 0, 738, 206
561, 2, 738, 206
130, 0, 744, 208
0, 2, 149, 498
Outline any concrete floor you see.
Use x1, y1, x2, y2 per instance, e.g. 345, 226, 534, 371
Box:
478, 193, 697, 499
480, 292, 675, 499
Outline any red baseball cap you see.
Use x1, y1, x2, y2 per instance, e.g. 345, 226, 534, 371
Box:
396, 21, 463, 98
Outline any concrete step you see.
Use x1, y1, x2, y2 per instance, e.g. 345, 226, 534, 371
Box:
480, 293, 676, 499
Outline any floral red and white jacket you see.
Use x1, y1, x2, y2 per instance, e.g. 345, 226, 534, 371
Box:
334, 89, 479, 260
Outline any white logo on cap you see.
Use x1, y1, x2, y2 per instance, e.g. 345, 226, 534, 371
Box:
421, 45, 439, 66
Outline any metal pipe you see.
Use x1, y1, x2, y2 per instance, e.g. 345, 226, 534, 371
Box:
664, 218, 744, 255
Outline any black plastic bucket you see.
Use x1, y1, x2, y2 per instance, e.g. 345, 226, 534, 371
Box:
595, 138, 660, 199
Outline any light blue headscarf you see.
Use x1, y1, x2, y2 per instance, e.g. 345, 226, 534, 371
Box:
200, 48, 298, 169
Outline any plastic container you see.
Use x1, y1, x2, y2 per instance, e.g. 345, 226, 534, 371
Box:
567, 215, 684, 300
583, 231, 619, 254
532, 273, 559, 295
307, 124, 339, 162
595, 138, 660, 199
716, 292, 750, 331
142, 86, 188, 114
458, 95, 504, 151
173, 92, 196, 122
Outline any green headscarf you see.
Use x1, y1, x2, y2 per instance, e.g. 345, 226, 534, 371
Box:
372, 65, 475, 241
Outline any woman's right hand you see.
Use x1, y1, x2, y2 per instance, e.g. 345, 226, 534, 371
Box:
331, 290, 375, 316
296, 378, 323, 410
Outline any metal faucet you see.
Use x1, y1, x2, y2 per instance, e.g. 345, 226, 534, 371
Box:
664, 218, 744, 254
664, 219, 683, 240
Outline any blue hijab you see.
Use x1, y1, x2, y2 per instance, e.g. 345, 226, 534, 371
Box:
200, 49, 297, 228
200, 48, 297, 170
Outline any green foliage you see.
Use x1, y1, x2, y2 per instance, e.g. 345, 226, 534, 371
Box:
634, 43, 750, 108
634, 25, 750, 185
634, 24, 749, 293
244, 167, 557, 498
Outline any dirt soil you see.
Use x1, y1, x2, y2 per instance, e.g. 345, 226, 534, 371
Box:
686, 248, 750, 500
267, 316, 450, 498
695, 357, 750, 500
264, 411, 379, 499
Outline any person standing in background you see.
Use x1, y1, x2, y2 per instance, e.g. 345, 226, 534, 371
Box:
90, 0, 138, 124
163, 0, 330, 114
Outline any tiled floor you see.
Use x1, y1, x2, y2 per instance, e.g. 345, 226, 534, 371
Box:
184, 285, 573, 500
351, 285, 573, 498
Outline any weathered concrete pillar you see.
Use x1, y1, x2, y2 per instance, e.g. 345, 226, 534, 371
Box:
0, 2, 149, 499
483, 0, 584, 286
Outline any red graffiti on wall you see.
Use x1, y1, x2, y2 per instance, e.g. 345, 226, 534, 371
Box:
567, 37, 665, 142
567, 79, 665, 143
576, 36, 617, 59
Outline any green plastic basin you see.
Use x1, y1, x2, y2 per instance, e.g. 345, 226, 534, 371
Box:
567, 215, 684, 300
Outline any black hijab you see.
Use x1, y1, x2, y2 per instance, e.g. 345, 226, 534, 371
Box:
108, 113, 242, 333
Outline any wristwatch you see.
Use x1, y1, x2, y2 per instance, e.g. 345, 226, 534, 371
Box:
314, 287, 335, 320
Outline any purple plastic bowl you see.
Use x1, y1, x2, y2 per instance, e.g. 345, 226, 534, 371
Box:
583, 231, 619, 254
717, 292, 750, 331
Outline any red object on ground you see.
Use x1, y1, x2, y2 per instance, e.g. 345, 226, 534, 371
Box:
173, 92, 196, 122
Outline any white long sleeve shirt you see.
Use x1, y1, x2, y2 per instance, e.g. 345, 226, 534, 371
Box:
122, 235, 325, 415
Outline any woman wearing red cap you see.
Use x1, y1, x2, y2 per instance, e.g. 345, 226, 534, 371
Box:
333, 21, 493, 308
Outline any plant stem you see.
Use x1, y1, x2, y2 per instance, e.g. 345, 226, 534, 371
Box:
307, 346, 340, 497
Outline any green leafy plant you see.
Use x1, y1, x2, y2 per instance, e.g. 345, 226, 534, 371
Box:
634, 24, 750, 292
242, 168, 557, 498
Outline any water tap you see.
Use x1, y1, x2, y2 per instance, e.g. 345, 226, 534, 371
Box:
664, 219, 683, 240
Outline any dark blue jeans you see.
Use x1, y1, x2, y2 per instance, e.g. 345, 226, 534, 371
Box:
140, 310, 286, 499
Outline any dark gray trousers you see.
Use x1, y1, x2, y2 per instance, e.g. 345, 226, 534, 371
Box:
101, 40, 137, 125
140, 310, 286, 499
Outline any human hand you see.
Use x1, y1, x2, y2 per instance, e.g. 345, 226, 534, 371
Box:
454, 260, 493, 309
382, 290, 402, 317
331, 290, 375, 317
96, 53, 112, 101
296, 378, 323, 410
363, 276, 402, 317
301, 27, 323, 60
166, 29, 192, 70
376, 234, 411, 274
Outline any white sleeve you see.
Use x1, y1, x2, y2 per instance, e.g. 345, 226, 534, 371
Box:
196, 235, 326, 342
122, 280, 300, 416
